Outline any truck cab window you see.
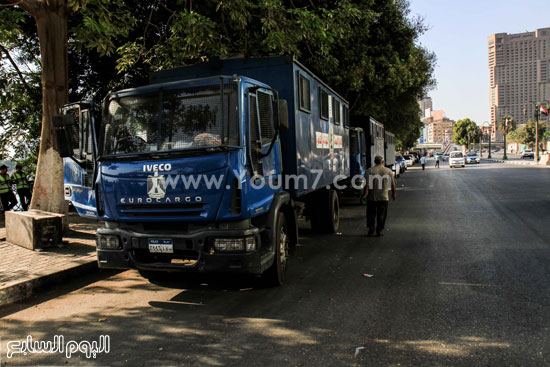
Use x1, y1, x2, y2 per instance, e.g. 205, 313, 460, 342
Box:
257, 91, 275, 145
103, 80, 239, 156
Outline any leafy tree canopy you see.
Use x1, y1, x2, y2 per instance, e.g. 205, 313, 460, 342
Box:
510, 120, 546, 147
452, 118, 481, 147
1, 0, 435, 160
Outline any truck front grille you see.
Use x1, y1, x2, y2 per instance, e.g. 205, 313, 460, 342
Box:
120, 203, 205, 218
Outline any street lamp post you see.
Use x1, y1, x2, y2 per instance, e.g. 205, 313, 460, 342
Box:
489, 122, 493, 159
524, 101, 549, 162
503, 117, 508, 160
484, 121, 491, 158
535, 105, 540, 162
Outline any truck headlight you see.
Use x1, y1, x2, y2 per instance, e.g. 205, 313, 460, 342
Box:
97, 235, 122, 250
213, 237, 256, 253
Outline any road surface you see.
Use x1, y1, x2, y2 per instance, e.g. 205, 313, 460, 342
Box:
1, 160, 550, 366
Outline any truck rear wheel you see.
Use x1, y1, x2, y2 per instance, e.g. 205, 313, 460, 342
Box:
326, 190, 340, 233
309, 189, 340, 233
263, 212, 289, 287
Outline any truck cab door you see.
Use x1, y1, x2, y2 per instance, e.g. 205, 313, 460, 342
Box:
53, 101, 100, 218
246, 87, 282, 216
359, 129, 367, 174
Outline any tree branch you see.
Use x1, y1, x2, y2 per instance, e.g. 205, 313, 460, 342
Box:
0, 0, 40, 17
0, 42, 33, 94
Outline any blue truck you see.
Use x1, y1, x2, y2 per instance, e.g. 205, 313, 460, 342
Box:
54, 56, 350, 285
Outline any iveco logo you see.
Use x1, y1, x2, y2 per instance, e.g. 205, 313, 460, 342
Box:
143, 163, 171, 172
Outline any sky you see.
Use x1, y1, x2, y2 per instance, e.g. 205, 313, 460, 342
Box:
408, 0, 550, 124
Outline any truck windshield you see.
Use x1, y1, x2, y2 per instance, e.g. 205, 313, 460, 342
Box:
102, 80, 238, 156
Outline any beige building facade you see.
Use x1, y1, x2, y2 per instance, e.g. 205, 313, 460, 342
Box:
488, 28, 550, 142
425, 118, 454, 144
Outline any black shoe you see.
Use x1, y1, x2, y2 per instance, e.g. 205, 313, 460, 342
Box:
377, 230, 384, 237
367, 230, 375, 237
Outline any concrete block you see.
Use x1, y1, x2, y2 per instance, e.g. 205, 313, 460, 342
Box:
539, 153, 550, 166
5, 210, 65, 250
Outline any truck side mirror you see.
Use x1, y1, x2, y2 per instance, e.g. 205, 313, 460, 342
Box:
53, 115, 75, 158
275, 99, 289, 130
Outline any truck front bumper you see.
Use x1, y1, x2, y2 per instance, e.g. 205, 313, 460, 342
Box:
96, 225, 270, 275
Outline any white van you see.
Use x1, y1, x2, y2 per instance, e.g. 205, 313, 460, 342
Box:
449, 151, 465, 168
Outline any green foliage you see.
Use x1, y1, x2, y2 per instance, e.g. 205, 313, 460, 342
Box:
0, 0, 435, 161
0, 8, 42, 160
512, 120, 546, 147
497, 115, 517, 135
71, 0, 137, 56
452, 118, 481, 147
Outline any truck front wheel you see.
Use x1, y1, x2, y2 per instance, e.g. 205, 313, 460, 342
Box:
263, 212, 289, 286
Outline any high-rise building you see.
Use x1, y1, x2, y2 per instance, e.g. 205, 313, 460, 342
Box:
418, 97, 433, 119
488, 28, 550, 142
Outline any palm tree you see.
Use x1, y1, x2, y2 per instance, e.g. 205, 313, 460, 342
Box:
497, 115, 517, 159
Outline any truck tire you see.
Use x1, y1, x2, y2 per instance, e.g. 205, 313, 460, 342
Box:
263, 212, 289, 287
310, 189, 340, 233
326, 190, 340, 233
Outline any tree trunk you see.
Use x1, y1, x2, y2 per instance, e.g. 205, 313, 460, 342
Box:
29, 1, 68, 214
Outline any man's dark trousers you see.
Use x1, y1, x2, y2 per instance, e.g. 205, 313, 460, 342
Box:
366, 200, 389, 233
1, 192, 17, 212
17, 188, 32, 211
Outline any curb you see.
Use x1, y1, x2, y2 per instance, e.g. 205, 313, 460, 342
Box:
0, 259, 97, 307
484, 159, 538, 166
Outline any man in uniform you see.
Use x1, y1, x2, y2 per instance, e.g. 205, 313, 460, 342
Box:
0, 165, 17, 213
11, 164, 32, 211
361, 156, 396, 237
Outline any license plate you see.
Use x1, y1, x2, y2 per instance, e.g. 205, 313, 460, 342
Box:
148, 239, 173, 253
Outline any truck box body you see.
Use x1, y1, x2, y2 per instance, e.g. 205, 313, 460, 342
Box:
351, 116, 384, 169
384, 131, 396, 166
152, 56, 350, 197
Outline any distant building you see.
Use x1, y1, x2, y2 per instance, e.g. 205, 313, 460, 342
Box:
426, 119, 454, 144
418, 97, 433, 119
488, 28, 550, 142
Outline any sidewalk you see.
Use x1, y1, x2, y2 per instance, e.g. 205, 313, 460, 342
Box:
0, 212, 101, 306
484, 158, 537, 166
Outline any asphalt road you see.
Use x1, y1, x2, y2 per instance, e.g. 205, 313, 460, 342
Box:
1, 160, 550, 367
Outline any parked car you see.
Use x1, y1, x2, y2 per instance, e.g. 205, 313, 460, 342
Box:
395, 154, 407, 172
410, 152, 419, 163
449, 151, 465, 168
520, 149, 534, 159
403, 154, 413, 167
442, 153, 450, 161
392, 162, 401, 177
466, 152, 480, 164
